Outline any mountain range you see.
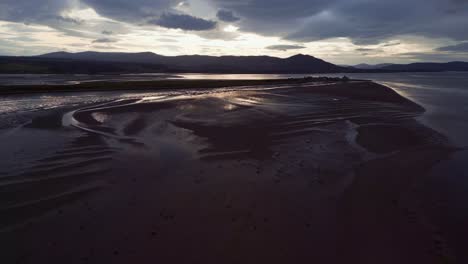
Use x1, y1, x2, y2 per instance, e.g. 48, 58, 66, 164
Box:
352, 63, 395, 70
36, 52, 346, 73
0, 51, 467, 74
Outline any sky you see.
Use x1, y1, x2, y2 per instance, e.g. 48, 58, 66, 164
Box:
0, 0, 468, 65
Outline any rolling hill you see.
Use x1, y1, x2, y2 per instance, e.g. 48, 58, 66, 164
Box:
1, 51, 467, 74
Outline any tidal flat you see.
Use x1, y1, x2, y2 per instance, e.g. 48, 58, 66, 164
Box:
0, 79, 457, 263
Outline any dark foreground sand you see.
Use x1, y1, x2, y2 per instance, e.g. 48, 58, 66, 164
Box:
0, 80, 459, 263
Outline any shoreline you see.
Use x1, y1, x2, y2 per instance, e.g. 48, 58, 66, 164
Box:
0, 79, 458, 263
0, 77, 353, 95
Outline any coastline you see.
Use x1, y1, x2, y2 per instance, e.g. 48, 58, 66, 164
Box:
0, 79, 457, 263
0, 77, 345, 95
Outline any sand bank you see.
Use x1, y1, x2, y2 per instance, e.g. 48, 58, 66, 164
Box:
0, 80, 457, 263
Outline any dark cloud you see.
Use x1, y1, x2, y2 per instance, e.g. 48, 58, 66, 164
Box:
383, 42, 401, 47
92, 38, 117, 43
266, 44, 305, 51
54, 15, 84, 25
216, 10, 240, 22
148, 13, 217, 31
80, 0, 175, 21
102, 30, 113, 35
1, 0, 468, 50
92, 44, 118, 50
437, 42, 468, 52
213, 0, 334, 35
0, 0, 73, 23
213, 0, 468, 44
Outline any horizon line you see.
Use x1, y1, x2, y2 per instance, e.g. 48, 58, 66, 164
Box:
1, 51, 467, 65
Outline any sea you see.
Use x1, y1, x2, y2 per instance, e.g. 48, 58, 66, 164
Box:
1, 72, 468, 258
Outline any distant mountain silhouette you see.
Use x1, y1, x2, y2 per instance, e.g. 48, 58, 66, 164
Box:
380, 62, 468, 72
0, 55, 167, 74
36, 52, 347, 74
353, 63, 394, 69
1, 51, 467, 74
38, 51, 166, 64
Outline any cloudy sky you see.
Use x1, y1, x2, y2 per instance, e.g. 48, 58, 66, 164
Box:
1, 0, 468, 64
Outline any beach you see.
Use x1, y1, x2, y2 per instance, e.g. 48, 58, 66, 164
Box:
0, 79, 458, 263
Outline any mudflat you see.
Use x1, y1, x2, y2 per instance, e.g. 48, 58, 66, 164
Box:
0, 79, 455, 263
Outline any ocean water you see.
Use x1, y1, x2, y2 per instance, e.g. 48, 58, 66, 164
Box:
318, 72, 468, 147
1, 72, 468, 146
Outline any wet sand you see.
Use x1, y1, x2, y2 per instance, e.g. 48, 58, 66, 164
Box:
0, 80, 458, 263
